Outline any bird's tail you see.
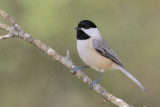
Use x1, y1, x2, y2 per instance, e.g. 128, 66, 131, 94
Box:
115, 65, 146, 92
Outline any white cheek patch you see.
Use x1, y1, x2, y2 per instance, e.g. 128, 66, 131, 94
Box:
81, 28, 102, 39
81, 28, 96, 35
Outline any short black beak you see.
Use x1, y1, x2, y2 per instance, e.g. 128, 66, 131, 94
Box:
75, 27, 81, 30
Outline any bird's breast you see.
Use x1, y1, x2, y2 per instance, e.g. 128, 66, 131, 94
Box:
77, 38, 114, 72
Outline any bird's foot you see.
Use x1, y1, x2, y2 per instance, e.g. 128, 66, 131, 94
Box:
72, 66, 89, 74
90, 79, 99, 89
90, 71, 103, 89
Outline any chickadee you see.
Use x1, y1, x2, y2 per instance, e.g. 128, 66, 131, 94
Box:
74, 20, 146, 92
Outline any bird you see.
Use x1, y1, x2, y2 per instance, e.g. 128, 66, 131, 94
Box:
73, 20, 146, 92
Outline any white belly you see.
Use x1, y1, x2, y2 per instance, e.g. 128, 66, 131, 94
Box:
77, 39, 114, 72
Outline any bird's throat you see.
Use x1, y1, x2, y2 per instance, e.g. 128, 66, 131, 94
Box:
77, 30, 90, 40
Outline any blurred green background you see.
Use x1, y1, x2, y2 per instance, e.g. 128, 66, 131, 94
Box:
0, 0, 159, 107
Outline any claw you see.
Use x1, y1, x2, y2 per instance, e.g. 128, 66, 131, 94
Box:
90, 80, 99, 88
90, 70, 104, 89
72, 66, 89, 74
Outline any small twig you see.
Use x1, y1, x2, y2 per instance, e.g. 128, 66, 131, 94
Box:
0, 23, 10, 31
0, 34, 13, 40
0, 10, 132, 107
0, 10, 16, 25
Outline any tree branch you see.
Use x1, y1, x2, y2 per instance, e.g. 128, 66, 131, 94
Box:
0, 10, 132, 107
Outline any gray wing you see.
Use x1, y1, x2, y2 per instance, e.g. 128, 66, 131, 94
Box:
93, 39, 124, 67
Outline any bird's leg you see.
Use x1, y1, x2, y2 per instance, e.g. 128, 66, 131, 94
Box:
72, 66, 89, 74
90, 69, 104, 88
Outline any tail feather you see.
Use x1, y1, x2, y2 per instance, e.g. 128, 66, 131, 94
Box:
116, 65, 146, 92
